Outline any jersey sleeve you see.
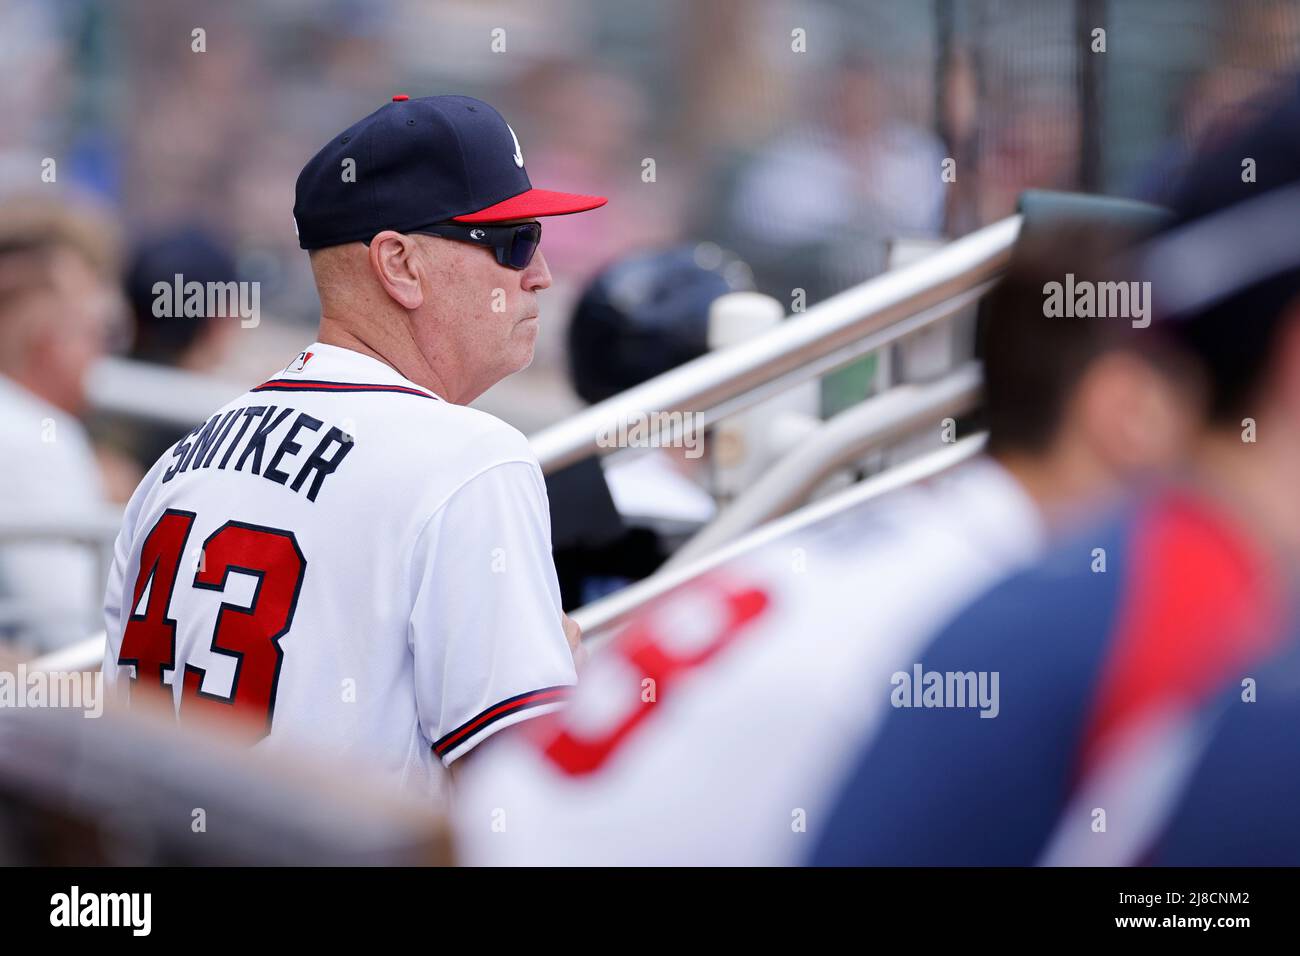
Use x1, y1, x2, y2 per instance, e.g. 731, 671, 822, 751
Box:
409, 458, 576, 766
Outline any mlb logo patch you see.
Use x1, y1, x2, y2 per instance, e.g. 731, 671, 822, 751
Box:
285, 351, 314, 374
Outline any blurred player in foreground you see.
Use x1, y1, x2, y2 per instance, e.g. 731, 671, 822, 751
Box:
102, 95, 603, 796
814, 78, 1300, 866
454, 205, 1195, 864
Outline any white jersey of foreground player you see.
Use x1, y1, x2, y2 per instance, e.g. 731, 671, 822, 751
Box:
103, 344, 576, 798
455, 456, 1042, 864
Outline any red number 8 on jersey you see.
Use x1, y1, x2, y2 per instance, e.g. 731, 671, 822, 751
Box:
538, 578, 769, 775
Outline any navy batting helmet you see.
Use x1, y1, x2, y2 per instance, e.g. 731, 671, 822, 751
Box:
567, 243, 753, 404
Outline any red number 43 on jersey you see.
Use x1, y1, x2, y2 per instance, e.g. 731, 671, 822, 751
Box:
116, 508, 307, 741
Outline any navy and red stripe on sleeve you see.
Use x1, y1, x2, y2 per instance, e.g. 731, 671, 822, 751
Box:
433, 685, 572, 762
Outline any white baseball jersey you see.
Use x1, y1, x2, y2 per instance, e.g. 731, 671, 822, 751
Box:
0, 373, 107, 650
102, 343, 576, 797
455, 457, 1043, 864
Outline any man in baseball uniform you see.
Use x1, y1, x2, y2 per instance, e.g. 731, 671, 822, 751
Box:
102, 94, 605, 795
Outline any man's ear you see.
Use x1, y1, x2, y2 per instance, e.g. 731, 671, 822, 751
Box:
1075, 349, 1192, 473
367, 231, 425, 311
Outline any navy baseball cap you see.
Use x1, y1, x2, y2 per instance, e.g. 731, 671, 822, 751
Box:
1139, 74, 1300, 419
293, 94, 607, 250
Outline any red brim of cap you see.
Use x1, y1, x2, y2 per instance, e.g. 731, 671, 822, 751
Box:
451, 188, 608, 223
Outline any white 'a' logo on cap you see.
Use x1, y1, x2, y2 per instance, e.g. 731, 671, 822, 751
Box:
507, 123, 524, 168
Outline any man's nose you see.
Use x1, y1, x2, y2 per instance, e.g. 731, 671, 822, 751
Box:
523, 249, 552, 292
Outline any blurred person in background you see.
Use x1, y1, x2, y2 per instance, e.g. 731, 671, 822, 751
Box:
814, 77, 1300, 866
127, 228, 240, 373
512, 61, 681, 293
709, 53, 946, 308
702, 52, 945, 417
113, 226, 242, 470
972, 93, 1082, 225
454, 206, 1197, 865
0, 197, 123, 652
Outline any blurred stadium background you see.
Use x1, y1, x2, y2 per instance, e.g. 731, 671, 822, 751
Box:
7, 0, 1298, 421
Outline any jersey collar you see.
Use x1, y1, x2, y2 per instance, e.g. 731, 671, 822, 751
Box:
260, 342, 444, 401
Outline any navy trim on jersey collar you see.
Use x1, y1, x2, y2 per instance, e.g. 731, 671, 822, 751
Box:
251, 379, 439, 400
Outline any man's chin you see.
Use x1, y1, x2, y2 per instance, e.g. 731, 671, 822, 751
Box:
511, 342, 536, 374
514, 320, 538, 363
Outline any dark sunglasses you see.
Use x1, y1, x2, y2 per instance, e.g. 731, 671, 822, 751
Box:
409, 220, 542, 270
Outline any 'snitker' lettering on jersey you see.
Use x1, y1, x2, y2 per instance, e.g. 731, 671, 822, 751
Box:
161, 404, 354, 502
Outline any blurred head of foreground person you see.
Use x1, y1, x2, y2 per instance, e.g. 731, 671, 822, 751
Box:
813, 78, 1300, 867
451, 212, 1194, 867
978, 221, 1199, 522
0, 198, 121, 651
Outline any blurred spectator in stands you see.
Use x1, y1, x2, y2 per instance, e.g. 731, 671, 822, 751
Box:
701, 53, 945, 416
0, 197, 123, 652
707, 53, 945, 308
505, 61, 682, 377
515, 62, 680, 285
0, 2, 72, 195
973, 93, 1081, 225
